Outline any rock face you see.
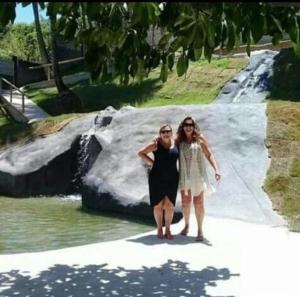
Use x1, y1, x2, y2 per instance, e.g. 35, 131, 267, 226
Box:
0, 114, 97, 196
80, 103, 285, 226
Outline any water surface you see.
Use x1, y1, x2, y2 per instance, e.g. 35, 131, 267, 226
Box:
0, 195, 153, 254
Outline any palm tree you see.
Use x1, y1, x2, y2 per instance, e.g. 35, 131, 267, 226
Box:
49, 12, 83, 112
32, 2, 50, 64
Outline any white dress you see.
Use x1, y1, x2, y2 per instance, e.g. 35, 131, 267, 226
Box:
179, 141, 215, 197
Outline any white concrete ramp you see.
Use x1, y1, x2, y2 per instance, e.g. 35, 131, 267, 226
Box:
0, 89, 49, 122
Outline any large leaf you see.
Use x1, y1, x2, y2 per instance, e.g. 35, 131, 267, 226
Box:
64, 19, 78, 41
270, 14, 283, 33
193, 24, 204, 48
159, 63, 168, 82
226, 20, 236, 51
169, 37, 183, 52
194, 47, 202, 60
129, 59, 138, 77
288, 17, 299, 43
204, 44, 212, 63
0, 3, 16, 27
158, 32, 171, 48
251, 11, 265, 43
167, 53, 175, 70
176, 54, 186, 77
293, 41, 300, 57
136, 59, 145, 84
206, 21, 215, 48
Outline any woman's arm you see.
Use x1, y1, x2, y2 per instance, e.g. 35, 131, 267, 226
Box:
198, 134, 221, 181
137, 141, 157, 167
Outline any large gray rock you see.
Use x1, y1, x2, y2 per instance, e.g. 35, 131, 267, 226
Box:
0, 114, 98, 196
82, 103, 286, 227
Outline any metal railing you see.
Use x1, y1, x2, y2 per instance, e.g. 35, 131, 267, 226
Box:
28, 57, 85, 80
0, 77, 25, 113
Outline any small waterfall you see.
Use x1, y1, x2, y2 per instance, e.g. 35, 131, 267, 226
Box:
72, 111, 112, 191
72, 130, 94, 190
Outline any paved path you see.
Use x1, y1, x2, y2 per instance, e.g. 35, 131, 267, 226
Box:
0, 89, 49, 122
1, 217, 300, 297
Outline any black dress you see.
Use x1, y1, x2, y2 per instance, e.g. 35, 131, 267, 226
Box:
148, 141, 179, 207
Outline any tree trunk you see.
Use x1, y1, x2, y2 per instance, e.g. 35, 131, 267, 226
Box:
49, 13, 83, 113
32, 2, 50, 64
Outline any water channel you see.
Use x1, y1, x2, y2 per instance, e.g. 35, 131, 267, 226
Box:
0, 195, 153, 254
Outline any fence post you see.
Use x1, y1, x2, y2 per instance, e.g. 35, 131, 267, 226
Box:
47, 66, 51, 80
22, 93, 25, 113
12, 55, 19, 87
10, 85, 12, 103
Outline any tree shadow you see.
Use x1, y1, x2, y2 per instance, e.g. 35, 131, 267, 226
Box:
0, 117, 33, 148
0, 260, 238, 297
268, 48, 300, 102
128, 234, 213, 246
73, 78, 162, 112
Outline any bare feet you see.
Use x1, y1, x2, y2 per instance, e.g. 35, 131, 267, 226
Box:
157, 227, 164, 239
180, 225, 189, 236
195, 230, 204, 242
165, 228, 174, 240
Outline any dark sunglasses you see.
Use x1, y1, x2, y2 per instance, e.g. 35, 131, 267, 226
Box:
183, 123, 194, 127
160, 129, 172, 134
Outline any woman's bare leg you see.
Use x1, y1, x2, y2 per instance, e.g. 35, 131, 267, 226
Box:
193, 191, 205, 241
154, 200, 164, 239
163, 196, 174, 239
180, 190, 192, 235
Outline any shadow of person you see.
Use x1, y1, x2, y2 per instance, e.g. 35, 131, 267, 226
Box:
0, 260, 238, 297
127, 234, 213, 246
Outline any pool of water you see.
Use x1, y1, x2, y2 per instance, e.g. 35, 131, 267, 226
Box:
0, 195, 154, 255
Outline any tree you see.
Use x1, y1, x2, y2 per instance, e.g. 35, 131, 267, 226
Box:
53, 2, 300, 84
48, 6, 83, 112
0, 23, 45, 62
32, 2, 50, 64
1, 2, 300, 87
0, 2, 82, 113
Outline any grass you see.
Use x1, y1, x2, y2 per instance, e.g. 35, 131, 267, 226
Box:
262, 47, 300, 231
0, 113, 83, 150
265, 54, 300, 231
25, 57, 248, 115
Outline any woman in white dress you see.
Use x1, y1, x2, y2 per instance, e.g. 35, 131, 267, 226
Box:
176, 116, 221, 241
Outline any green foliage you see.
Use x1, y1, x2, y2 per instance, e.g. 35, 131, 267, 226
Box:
0, 21, 50, 62
1, 2, 300, 83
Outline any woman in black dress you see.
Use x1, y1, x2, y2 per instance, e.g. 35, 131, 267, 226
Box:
138, 124, 179, 239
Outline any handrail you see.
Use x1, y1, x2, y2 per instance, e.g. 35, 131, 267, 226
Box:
0, 77, 25, 113
0, 93, 28, 123
0, 77, 25, 95
28, 57, 85, 70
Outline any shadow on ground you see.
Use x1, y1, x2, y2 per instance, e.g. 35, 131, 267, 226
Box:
128, 234, 213, 246
0, 260, 238, 297
269, 48, 300, 101
74, 78, 162, 112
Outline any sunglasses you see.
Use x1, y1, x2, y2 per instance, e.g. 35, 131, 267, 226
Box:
160, 130, 172, 134
183, 123, 194, 127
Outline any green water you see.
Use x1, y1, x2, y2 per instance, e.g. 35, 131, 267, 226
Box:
0, 195, 153, 255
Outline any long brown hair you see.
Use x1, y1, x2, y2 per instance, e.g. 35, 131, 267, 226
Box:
176, 116, 200, 144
